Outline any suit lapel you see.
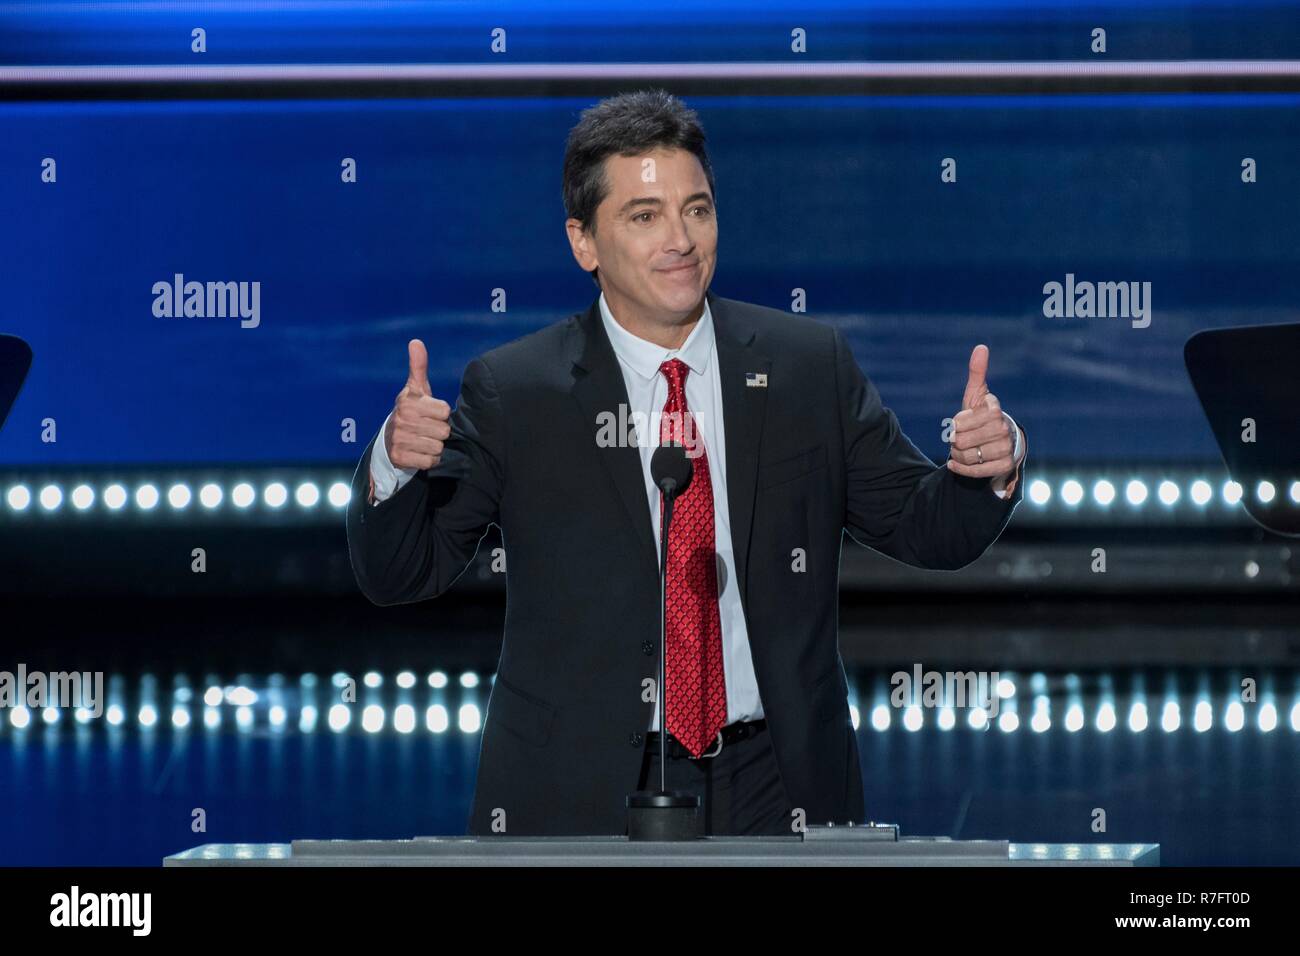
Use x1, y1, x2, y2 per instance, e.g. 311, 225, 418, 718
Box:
709, 290, 770, 609
567, 296, 659, 574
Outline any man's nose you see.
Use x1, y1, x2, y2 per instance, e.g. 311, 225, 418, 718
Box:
664, 211, 695, 254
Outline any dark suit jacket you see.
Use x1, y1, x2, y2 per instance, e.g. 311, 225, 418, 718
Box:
345, 289, 1024, 835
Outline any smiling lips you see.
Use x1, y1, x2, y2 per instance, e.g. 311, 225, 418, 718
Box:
658, 261, 698, 275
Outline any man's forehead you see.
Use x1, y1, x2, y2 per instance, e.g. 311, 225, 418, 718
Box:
604, 148, 706, 190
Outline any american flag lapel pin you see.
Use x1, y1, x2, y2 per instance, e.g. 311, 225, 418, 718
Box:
745, 372, 768, 388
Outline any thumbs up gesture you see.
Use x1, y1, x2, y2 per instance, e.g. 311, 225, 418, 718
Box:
947, 344, 1021, 481
384, 339, 452, 470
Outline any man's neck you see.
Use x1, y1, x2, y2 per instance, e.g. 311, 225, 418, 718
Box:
603, 292, 704, 350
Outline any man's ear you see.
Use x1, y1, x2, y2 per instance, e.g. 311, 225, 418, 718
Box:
565, 218, 598, 273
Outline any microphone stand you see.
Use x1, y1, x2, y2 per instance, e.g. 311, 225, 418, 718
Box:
657, 487, 673, 795
626, 471, 703, 841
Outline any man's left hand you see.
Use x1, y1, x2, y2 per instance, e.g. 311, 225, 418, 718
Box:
947, 344, 1023, 484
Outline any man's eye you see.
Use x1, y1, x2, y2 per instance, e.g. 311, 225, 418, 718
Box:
634, 212, 653, 223
692, 206, 713, 217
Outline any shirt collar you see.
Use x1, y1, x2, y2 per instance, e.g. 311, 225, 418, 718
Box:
599, 291, 714, 382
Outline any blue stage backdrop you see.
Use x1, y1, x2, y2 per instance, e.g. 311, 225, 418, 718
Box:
1, 92, 1297, 466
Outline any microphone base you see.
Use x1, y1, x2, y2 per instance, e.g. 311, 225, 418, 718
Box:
626, 791, 702, 841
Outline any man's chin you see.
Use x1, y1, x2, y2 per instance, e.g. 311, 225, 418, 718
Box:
651, 284, 706, 316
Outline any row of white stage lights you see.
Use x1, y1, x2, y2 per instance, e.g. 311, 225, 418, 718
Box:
3, 671, 484, 735
4, 476, 1299, 515
1026, 477, 1300, 508
3, 480, 352, 512
3, 671, 1298, 735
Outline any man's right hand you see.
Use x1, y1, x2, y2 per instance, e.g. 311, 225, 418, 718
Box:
384, 339, 452, 470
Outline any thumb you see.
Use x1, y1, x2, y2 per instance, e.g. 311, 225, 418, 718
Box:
962, 344, 989, 411
406, 339, 430, 396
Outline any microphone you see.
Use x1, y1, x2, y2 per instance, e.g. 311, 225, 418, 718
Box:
627, 441, 702, 840
651, 441, 693, 498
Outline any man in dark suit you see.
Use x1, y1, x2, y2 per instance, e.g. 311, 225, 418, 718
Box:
346, 89, 1025, 837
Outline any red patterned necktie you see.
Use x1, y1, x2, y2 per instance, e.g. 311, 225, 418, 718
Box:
658, 358, 727, 757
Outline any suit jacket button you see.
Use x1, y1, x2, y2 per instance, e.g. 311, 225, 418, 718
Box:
641, 641, 655, 656
629, 732, 643, 747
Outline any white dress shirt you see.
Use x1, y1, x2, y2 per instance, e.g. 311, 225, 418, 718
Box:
367, 295, 1025, 733
595, 292, 764, 731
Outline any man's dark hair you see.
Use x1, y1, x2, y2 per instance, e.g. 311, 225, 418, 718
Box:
562, 89, 716, 288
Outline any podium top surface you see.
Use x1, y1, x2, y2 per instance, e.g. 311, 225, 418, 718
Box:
164, 837, 1159, 867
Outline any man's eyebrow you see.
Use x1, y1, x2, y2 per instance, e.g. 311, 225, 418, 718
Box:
617, 192, 715, 215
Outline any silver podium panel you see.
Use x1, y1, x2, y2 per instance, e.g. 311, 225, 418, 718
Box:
165, 835, 1159, 867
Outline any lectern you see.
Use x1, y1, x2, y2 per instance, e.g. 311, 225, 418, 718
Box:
165, 824, 1159, 866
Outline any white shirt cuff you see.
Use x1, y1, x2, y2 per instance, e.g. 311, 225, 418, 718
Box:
369, 410, 418, 505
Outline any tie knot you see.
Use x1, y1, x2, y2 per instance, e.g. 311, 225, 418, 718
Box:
659, 357, 689, 392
